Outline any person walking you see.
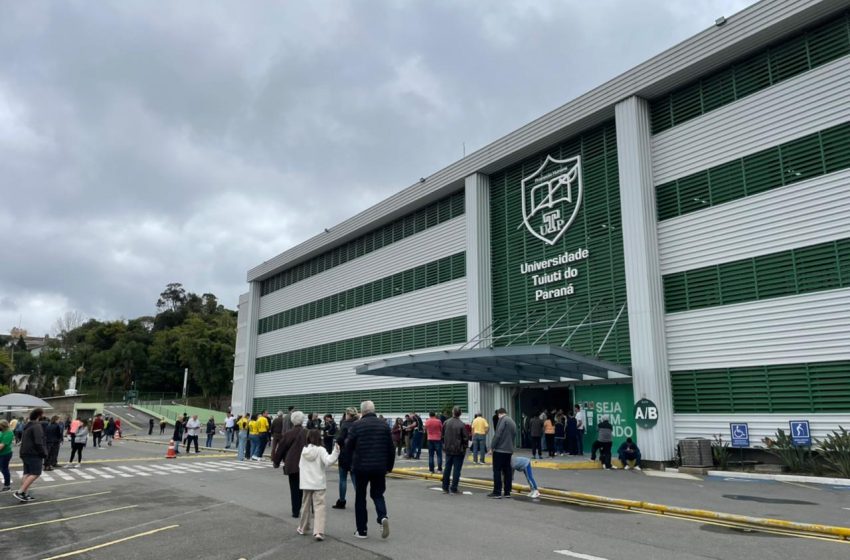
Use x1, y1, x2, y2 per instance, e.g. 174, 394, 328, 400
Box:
172, 416, 185, 456
15, 408, 47, 502
44, 416, 63, 470
574, 404, 586, 455
391, 418, 403, 457
274, 411, 308, 518
205, 417, 216, 448
270, 411, 284, 459
511, 456, 541, 498
487, 408, 516, 499
185, 415, 201, 454
332, 407, 358, 510
159, 417, 167, 435
0, 420, 13, 492
224, 412, 235, 449
236, 413, 249, 461
297, 429, 340, 541
104, 417, 116, 446
528, 412, 543, 459
91, 413, 104, 449
345, 400, 394, 539
321, 414, 337, 453
68, 420, 88, 468
471, 413, 489, 464
424, 411, 443, 474
441, 407, 468, 494
148, 417, 154, 436
593, 415, 615, 469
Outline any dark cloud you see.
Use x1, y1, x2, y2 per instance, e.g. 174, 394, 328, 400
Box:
0, 0, 755, 334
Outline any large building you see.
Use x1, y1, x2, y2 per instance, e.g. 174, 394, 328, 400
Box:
233, 0, 850, 461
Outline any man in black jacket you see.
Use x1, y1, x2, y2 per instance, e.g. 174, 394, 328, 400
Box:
332, 407, 358, 509
15, 408, 47, 502
44, 416, 64, 471
441, 407, 469, 494
345, 400, 394, 539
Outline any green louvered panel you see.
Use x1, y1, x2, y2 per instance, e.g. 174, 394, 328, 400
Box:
259, 252, 465, 334
664, 238, 850, 313
253, 384, 469, 416
489, 121, 630, 365
650, 11, 850, 133
672, 362, 850, 413
261, 191, 465, 296
256, 316, 466, 373
656, 122, 850, 221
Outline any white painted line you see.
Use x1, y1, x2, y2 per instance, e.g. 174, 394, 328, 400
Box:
85, 468, 114, 479
136, 465, 170, 475
707, 470, 850, 486
103, 467, 133, 478
41, 473, 55, 482
462, 491, 473, 495
53, 470, 75, 481
554, 551, 608, 560
646, 470, 700, 481
118, 466, 150, 477
75, 469, 96, 480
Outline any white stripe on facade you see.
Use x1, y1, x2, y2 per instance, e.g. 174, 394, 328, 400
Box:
674, 413, 850, 443
658, 169, 850, 274
652, 54, 850, 185
253, 344, 464, 398
256, 278, 466, 356
257, 216, 466, 319
666, 287, 850, 370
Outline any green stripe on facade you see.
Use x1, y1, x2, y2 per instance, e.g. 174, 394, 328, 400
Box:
255, 315, 467, 373
671, 361, 850, 413
258, 252, 466, 335
664, 237, 850, 313
252, 384, 469, 416
260, 191, 465, 296
650, 11, 850, 134
656, 121, 850, 221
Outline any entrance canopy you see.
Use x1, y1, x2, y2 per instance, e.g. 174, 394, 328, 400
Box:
355, 345, 630, 384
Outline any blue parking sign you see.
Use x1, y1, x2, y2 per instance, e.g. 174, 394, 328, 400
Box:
730, 423, 749, 447
789, 420, 811, 446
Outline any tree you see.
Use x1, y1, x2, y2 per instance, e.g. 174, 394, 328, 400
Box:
156, 283, 187, 313
174, 312, 236, 401
15, 335, 27, 352
53, 310, 87, 338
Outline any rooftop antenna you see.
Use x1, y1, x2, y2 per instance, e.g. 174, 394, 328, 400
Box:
462, 142, 466, 158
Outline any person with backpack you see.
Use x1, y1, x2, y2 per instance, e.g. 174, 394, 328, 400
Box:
15, 408, 47, 502
68, 420, 88, 468
297, 429, 340, 541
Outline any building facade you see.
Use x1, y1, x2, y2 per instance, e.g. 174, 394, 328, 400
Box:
233, 0, 850, 461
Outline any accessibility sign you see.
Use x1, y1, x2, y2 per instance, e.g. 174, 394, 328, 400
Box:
789, 420, 812, 447
730, 423, 749, 448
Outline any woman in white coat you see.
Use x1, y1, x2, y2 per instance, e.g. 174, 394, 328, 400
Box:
297, 429, 340, 541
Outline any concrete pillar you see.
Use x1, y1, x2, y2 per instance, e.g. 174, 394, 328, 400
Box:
614, 96, 675, 462
232, 281, 261, 414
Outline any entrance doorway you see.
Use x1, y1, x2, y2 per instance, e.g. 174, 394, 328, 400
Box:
517, 386, 572, 448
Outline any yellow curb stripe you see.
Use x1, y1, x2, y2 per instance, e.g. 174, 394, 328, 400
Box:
0, 505, 137, 533
40, 524, 180, 560
0, 491, 111, 511
390, 469, 850, 541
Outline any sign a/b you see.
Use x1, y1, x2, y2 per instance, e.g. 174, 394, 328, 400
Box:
634, 398, 658, 429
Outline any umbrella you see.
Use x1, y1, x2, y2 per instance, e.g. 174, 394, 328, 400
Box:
0, 393, 54, 410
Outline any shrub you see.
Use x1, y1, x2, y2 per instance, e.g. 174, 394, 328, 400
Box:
711, 433, 730, 470
763, 429, 813, 473
816, 426, 850, 479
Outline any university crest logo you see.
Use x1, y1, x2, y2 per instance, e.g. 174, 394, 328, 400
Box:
521, 154, 583, 245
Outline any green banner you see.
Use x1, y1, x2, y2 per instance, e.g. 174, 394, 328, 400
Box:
575, 384, 636, 453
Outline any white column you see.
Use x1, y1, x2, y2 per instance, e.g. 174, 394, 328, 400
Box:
240, 282, 261, 413
615, 96, 675, 462
465, 173, 493, 420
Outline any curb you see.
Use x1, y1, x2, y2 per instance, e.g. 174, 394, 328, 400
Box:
707, 470, 850, 487
465, 455, 614, 470
391, 468, 850, 541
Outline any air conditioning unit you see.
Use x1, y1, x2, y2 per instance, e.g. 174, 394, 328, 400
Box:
679, 438, 713, 468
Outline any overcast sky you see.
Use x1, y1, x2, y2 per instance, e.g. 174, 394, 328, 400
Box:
1, 0, 756, 336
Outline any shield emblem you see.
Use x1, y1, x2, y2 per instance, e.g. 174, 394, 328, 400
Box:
520, 154, 583, 245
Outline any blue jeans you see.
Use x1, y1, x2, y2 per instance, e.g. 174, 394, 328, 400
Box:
442, 453, 464, 492
225, 428, 233, 449
338, 467, 356, 502
554, 437, 564, 454
236, 431, 247, 460
428, 440, 443, 472
249, 434, 261, 458
472, 434, 486, 462
206, 434, 214, 448
412, 431, 423, 459
619, 449, 642, 468
257, 433, 269, 457
0, 453, 11, 487
519, 464, 537, 490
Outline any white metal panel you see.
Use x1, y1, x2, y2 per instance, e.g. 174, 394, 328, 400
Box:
465, 173, 492, 344
252, 345, 462, 397
653, 54, 850, 184
257, 278, 466, 356
659, 169, 850, 274
230, 292, 250, 413
249, 0, 843, 282
258, 216, 465, 319
666, 288, 850, 370
674, 413, 850, 443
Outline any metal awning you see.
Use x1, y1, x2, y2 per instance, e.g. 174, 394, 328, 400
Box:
355, 345, 630, 384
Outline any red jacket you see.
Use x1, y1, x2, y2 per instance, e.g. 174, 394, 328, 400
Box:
92, 418, 104, 432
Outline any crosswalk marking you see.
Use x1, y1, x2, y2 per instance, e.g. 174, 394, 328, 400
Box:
54, 469, 75, 481
103, 467, 133, 478
8, 460, 273, 483
85, 468, 114, 479
118, 466, 150, 477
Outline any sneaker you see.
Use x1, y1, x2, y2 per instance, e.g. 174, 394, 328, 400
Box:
503, 494, 512, 499
13, 491, 27, 502
486, 493, 502, 499
24, 493, 35, 502
380, 517, 390, 539
624, 465, 631, 470
634, 466, 642, 471
314, 534, 324, 541
331, 500, 346, 509
296, 527, 304, 535
529, 490, 541, 499
437, 468, 442, 473
354, 531, 368, 539
0, 486, 10, 492
442, 489, 449, 494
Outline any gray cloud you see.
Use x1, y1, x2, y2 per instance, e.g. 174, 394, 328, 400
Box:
0, 0, 755, 334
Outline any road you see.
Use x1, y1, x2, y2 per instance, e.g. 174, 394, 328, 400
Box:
2, 438, 848, 559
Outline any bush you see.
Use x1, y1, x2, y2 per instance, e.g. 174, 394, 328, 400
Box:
711, 433, 730, 470
816, 426, 850, 478
763, 429, 814, 473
